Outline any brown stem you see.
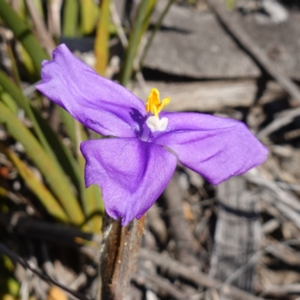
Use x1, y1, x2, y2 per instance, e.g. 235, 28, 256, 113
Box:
99, 213, 145, 300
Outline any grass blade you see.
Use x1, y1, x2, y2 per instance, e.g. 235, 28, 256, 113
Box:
0, 70, 81, 191
94, 0, 110, 76
6, 43, 21, 87
59, 107, 77, 146
0, 88, 18, 115
0, 66, 58, 168
120, 0, 157, 86
139, 0, 174, 70
0, 143, 69, 223
0, 102, 85, 226
79, 0, 98, 35
24, 0, 56, 56
84, 185, 103, 232
0, 0, 48, 73
0, 2, 81, 193
75, 121, 103, 232
63, 0, 79, 37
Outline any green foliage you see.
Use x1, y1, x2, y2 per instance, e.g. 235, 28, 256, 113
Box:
0, 102, 84, 225
79, 0, 98, 35
226, 0, 235, 10
0, 0, 174, 295
120, 0, 157, 87
0, 0, 48, 74
63, 0, 79, 37
94, 0, 110, 76
0, 143, 69, 222
0, 255, 20, 298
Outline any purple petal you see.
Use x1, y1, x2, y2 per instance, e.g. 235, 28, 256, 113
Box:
152, 112, 268, 185
36, 44, 146, 137
80, 137, 177, 226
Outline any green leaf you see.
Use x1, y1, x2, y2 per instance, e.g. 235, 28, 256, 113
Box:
0, 255, 20, 297
0, 3, 82, 192
19, 43, 36, 78
0, 65, 57, 165
139, 0, 174, 71
120, 0, 157, 86
0, 0, 48, 73
79, 0, 98, 35
59, 107, 77, 147
6, 43, 21, 87
84, 185, 103, 232
0, 70, 81, 192
63, 0, 79, 37
226, 0, 235, 10
0, 187, 11, 201
94, 0, 110, 76
32, 107, 81, 191
0, 143, 69, 223
32, 0, 44, 19
75, 121, 103, 232
0, 102, 85, 226
0, 89, 18, 115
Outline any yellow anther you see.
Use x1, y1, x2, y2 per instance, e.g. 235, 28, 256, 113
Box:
146, 88, 170, 117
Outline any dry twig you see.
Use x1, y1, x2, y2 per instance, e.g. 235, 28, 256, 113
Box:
139, 249, 264, 300
163, 172, 200, 267
204, 0, 300, 104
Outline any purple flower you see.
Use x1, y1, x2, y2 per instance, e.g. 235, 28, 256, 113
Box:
36, 44, 268, 226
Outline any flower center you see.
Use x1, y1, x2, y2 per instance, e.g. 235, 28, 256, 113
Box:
145, 88, 170, 132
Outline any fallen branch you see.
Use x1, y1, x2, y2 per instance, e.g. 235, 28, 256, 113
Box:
260, 284, 300, 298
139, 249, 264, 300
257, 106, 300, 139
204, 0, 300, 104
163, 172, 200, 267
132, 272, 188, 300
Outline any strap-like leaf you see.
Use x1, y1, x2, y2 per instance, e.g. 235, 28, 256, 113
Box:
120, 0, 157, 86
94, 0, 110, 76
0, 143, 69, 223
0, 70, 81, 193
63, 0, 79, 37
0, 102, 85, 226
0, 0, 48, 73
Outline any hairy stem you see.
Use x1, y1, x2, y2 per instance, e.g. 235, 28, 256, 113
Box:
99, 213, 145, 300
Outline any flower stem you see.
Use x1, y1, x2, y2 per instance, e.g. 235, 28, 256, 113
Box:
99, 213, 145, 299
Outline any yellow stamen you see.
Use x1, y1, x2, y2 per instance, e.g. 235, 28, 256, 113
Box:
146, 88, 170, 117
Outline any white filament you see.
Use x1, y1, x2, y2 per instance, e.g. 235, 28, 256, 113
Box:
146, 116, 168, 132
